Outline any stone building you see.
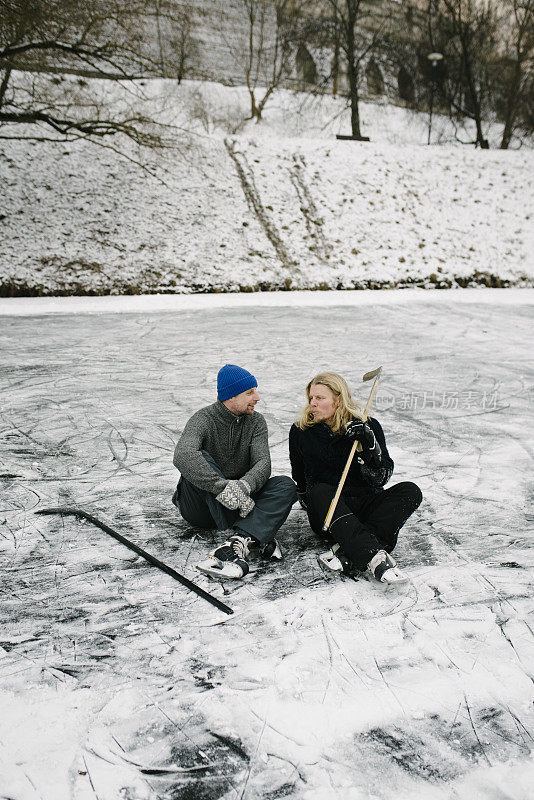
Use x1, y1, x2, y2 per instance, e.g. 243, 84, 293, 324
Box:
153, 0, 429, 108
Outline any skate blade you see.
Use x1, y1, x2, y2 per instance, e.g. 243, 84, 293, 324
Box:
270, 541, 283, 560
380, 567, 409, 584
317, 551, 344, 574
196, 558, 245, 580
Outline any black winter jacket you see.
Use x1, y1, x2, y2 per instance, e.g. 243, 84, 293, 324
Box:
288, 417, 394, 498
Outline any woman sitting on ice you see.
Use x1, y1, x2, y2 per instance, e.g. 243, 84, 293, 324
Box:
289, 372, 422, 584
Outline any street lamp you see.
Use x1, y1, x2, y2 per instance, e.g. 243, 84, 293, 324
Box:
427, 52, 443, 145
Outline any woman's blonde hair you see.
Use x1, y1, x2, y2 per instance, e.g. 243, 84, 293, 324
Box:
295, 372, 365, 433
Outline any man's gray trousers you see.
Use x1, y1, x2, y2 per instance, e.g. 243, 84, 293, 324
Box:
173, 451, 296, 545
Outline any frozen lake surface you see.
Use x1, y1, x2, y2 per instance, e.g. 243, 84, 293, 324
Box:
1, 290, 533, 800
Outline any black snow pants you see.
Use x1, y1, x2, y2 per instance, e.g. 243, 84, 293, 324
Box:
306, 481, 422, 571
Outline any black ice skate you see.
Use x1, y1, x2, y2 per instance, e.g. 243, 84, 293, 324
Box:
367, 550, 408, 584
196, 534, 251, 579
318, 542, 353, 575
257, 538, 282, 560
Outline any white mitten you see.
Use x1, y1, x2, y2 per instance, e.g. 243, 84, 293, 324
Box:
216, 480, 255, 517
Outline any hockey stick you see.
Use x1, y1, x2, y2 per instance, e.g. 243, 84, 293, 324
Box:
35, 507, 234, 616
322, 366, 382, 532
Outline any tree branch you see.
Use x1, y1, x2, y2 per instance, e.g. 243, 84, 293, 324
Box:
0, 109, 161, 145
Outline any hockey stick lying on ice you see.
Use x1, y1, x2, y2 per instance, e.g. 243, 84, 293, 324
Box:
322, 366, 382, 533
35, 507, 233, 616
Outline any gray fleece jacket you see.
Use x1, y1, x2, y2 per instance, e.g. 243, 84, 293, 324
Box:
173, 401, 271, 495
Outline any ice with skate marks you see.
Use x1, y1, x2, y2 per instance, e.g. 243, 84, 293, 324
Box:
405, 556, 534, 617
190, 565, 334, 630
315, 560, 418, 623
78, 693, 252, 799
189, 561, 279, 626
342, 581, 418, 623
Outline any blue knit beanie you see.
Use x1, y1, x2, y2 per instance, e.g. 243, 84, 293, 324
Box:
217, 364, 257, 402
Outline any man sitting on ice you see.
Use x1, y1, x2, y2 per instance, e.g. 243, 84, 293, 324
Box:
172, 364, 296, 579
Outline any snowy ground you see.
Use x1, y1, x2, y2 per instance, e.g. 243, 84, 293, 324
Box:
1, 78, 533, 296
1, 290, 533, 800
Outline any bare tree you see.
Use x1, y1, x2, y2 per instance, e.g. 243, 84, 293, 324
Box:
321, 0, 392, 139
0, 0, 188, 145
498, 0, 534, 147
145, 0, 196, 83
426, 0, 500, 148
223, 0, 303, 121
171, 6, 195, 84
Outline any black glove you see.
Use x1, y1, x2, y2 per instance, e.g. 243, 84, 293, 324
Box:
297, 491, 308, 510
345, 420, 381, 467
344, 420, 376, 449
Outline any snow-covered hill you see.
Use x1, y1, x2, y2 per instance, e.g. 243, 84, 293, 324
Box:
1, 78, 532, 295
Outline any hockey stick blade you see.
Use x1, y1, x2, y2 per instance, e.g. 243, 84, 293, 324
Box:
35, 507, 233, 615
362, 366, 382, 382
